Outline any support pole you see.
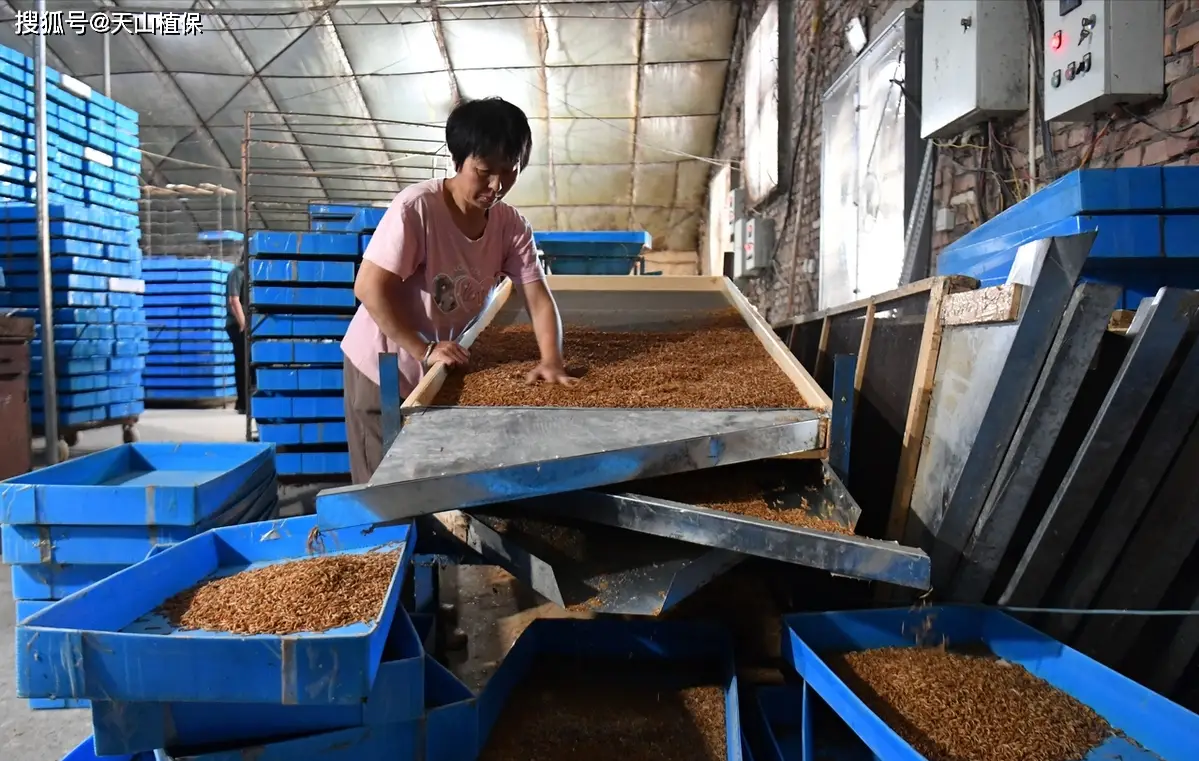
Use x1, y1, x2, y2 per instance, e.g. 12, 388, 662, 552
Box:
35, 0, 60, 463
103, 28, 111, 97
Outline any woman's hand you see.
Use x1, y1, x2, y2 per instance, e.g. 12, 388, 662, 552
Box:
525, 361, 578, 387
428, 341, 469, 368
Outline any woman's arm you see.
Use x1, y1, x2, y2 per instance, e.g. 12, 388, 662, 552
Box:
354, 200, 468, 367
501, 213, 575, 386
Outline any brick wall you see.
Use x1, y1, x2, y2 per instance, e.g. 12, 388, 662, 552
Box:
714, 0, 1199, 320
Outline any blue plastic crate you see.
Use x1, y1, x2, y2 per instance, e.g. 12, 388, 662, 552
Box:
0, 442, 275, 526
251, 259, 356, 283
251, 394, 344, 420
351, 206, 387, 232
251, 339, 343, 365
748, 685, 874, 761
89, 607, 425, 755
145, 353, 233, 366
154, 281, 224, 296
145, 293, 224, 308
10, 562, 125, 600
0, 289, 106, 308
251, 286, 356, 309
60, 736, 147, 761
250, 314, 350, 338
259, 421, 348, 446
144, 376, 234, 390
144, 365, 236, 379
781, 606, 1199, 761
276, 450, 351, 476
250, 231, 361, 258
16, 514, 415, 705
256, 367, 343, 392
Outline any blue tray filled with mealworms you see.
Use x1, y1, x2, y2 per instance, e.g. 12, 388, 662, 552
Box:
474, 618, 743, 761
780, 605, 1199, 761
15, 514, 415, 705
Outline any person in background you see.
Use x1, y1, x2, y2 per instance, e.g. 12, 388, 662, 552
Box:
341, 96, 576, 485
225, 262, 248, 415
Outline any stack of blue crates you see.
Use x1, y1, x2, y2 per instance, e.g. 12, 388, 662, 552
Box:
248, 203, 385, 481
0, 43, 147, 436
143, 257, 237, 406
0, 203, 147, 432
937, 167, 1199, 308
1, 442, 279, 712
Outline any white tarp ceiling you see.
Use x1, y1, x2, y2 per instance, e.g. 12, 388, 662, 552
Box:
0, 0, 739, 252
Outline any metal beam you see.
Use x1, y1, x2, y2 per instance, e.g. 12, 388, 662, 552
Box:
429, 3, 461, 106
625, 1, 645, 230
314, 13, 408, 192
90, 1, 237, 182
534, 3, 558, 227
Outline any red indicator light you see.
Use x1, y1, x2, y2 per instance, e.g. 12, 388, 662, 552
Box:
1051, 30, 1064, 50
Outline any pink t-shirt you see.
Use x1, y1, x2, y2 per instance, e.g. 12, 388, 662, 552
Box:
340, 178, 545, 391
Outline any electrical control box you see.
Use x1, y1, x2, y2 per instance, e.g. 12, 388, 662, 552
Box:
742, 217, 774, 275
1043, 0, 1164, 122
921, 0, 1030, 138
727, 189, 746, 278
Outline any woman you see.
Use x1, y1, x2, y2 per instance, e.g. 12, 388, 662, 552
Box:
341, 97, 576, 484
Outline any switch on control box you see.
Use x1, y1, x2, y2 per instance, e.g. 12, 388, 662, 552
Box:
1043, 0, 1163, 121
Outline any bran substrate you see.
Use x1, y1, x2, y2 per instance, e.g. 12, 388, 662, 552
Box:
162, 550, 400, 636
434, 311, 807, 409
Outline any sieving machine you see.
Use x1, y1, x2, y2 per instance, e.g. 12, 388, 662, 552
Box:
315, 276, 932, 616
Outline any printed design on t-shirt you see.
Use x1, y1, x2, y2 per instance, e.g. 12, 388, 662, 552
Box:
432, 273, 459, 313
431, 265, 490, 315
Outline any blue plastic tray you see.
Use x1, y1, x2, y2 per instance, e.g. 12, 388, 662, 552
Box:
60, 736, 148, 761
781, 606, 1199, 761
151, 721, 419, 761
424, 654, 478, 761
251, 339, 343, 365
0, 442, 275, 526
90, 606, 424, 755
256, 367, 343, 392
748, 685, 875, 761
3, 461, 274, 563
17, 515, 415, 704
276, 450, 351, 477
10, 562, 125, 600
477, 618, 742, 761
251, 285, 356, 309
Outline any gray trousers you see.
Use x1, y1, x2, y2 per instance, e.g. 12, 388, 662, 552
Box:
343, 356, 384, 485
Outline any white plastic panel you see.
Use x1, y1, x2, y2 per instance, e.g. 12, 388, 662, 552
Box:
921, 0, 1029, 138
1043, 0, 1164, 122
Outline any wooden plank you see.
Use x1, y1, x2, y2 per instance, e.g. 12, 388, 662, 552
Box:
940, 284, 1024, 326
812, 316, 831, 385
1000, 288, 1199, 607
545, 274, 725, 292
854, 303, 875, 399
771, 275, 979, 329
883, 278, 952, 542
720, 278, 833, 412
403, 278, 515, 408
1047, 336, 1199, 639
947, 283, 1120, 603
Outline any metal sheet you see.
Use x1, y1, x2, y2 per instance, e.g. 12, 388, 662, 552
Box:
509, 461, 931, 590
915, 233, 1094, 587
316, 407, 824, 528
420, 510, 741, 617
1001, 287, 1199, 607
948, 283, 1120, 603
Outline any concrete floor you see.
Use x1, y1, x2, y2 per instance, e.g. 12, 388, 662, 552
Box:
0, 408, 323, 761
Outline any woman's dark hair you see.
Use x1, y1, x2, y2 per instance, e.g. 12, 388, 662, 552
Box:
445, 97, 533, 171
